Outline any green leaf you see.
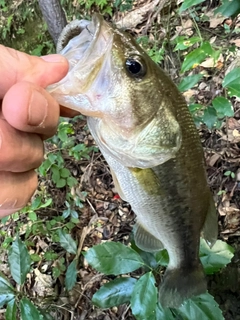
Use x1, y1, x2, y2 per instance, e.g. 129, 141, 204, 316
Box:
28, 211, 37, 221
178, 74, 203, 92
155, 249, 169, 267
215, 0, 240, 17
60, 168, 70, 178
6, 298, 17, 320
188, 103, 203, 113
131, 272, 157, 320
56, 178, 66, 188
0, 294, 15, 308
202, 107, 217, 129
212, 97, 234, 118
181, 42, 213, 72
8, 237, 31, 285
93, 277, 137, 308
154, 303, 175, 320
179, 0, 205, 13
58, 230, 77, 254
84, 242, 144, 275
200, 239, 234, 274
67, 176, 78, 187
65, 260, 78, 291
174, 36, 201, 51
175, 292, 224, 320
20, 297, 43, 320
0, 274, 14, 293
223, 67, 240, 98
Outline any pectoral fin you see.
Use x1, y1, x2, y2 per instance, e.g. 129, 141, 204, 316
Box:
110, 168, 127, 201
201, 196, 218, 248
134, 222, 164, 252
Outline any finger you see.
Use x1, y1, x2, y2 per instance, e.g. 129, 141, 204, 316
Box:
0, 119, 44, 172
60, 105, 81, 118
2, 81, 59, 138
0, 170, 37, 217
0, 45, 69, 97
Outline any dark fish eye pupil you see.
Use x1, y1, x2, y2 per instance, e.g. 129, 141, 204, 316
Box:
125, 57, 146, 78
126, 59, 141, 74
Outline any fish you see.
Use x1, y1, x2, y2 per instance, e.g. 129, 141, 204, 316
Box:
47, 14, 218, 308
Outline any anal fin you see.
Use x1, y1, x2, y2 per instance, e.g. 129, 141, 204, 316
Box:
134, 222, 164, 252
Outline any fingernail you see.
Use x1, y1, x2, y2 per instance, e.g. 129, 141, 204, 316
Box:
41, 54, 66, 63
28, 90, 48, 127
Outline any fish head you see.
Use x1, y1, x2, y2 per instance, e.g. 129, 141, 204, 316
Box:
48, 14, 182, 168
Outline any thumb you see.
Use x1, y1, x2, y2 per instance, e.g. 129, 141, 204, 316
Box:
0, 45, 68, 98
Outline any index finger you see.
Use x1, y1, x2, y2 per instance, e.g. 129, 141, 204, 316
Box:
0, 45, 69, 98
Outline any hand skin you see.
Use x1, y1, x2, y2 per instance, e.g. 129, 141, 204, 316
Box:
0, 45, 79, 218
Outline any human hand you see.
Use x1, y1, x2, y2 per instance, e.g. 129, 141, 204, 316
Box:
0, 45, 70, 217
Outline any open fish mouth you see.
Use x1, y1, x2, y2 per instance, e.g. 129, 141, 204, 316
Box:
47, 14, 113, 112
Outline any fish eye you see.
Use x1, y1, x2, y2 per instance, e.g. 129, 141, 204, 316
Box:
125, 56, 147, 79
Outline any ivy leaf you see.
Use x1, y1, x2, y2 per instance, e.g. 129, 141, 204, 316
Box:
179, 0, 205, 13
131, 272, 157, 320
178, 74, 203, 92
200, 239, 234, 274
84, 242, 144, 275
65, 260, 78, 291
8, 237, 31, 285
92, 277, 137, 308
20, 297, 43, 320
175, 292, 224, 320
6, 298, 17, 320
58, 230, 77, 254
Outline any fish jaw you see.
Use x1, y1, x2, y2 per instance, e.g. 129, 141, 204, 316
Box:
47, 14, 114, 117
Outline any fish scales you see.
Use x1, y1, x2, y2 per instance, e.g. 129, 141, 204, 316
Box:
48, 14, 218, 308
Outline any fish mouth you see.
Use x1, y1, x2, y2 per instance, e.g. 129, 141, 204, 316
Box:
56, 14, 105, 55
48, 14, 113, 114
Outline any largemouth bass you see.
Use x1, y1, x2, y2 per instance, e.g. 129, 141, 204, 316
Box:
48, 14, 218, 308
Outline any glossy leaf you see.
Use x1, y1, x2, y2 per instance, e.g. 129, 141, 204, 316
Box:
175, 292, 224, 320
0, 274, 14, 293
6, 298, 17, 320
65, 259, 78, 291
200, 239, 234, 274
222, 67, 240, 98
84, 242, 144, 275
8, 237, 31, 285
215, 0, 240, 17
178, 74, 203, 92
58, 229, 77, 254
93, 277, 137, 308
212, 97, 234, 118
179, 0, 205, 13
155, 249, 169, 267
0, 293, 15, 308
181, 42, 213, 72
131, 272, 157, 320
20, 297, 43, 320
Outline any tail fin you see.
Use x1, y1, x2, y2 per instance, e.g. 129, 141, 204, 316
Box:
158, 263, 207, 308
